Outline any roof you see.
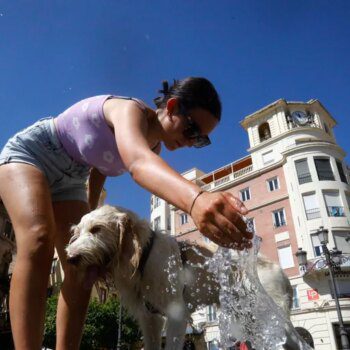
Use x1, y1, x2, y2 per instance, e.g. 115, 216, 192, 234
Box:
240, 99, 337, 128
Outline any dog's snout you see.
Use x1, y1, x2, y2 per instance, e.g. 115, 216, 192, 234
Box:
66, 254, 82, 265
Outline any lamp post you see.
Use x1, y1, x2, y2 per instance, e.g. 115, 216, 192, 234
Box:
296, 226, 350, 350
116, 305, 122, 350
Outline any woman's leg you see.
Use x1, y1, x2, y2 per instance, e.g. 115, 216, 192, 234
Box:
53, 200, 92, 350
0, 163, 56, 349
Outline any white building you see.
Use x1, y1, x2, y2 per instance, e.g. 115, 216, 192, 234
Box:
150, 99, 350, 349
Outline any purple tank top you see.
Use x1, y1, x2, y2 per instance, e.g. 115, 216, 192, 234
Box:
55, 95, 148, 177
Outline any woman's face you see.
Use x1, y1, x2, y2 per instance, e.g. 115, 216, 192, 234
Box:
160, 98, 219, 151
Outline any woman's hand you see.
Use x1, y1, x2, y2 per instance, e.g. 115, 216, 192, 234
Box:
190, 191, 253, 249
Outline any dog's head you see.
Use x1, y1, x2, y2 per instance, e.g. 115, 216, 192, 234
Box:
65, 205, 148, 276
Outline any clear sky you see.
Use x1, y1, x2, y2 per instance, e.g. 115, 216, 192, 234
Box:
1, 0, 349, 219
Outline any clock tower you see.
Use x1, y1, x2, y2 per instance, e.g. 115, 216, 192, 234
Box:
240, 98, 337, 171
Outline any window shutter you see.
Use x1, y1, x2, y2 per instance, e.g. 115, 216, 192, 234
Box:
295, 159, 309, 176
324, 191, 341, 207
303, 193, 318, 210
315, 158, 335, 180
277, 245, 294, 269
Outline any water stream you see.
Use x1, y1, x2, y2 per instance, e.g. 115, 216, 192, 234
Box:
208, 235, 313, 350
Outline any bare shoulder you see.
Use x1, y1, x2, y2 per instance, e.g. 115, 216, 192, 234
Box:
103, 98, 154, 127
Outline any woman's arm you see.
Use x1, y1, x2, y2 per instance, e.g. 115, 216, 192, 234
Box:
105, 100, 251, 248
87, 167, 106, 211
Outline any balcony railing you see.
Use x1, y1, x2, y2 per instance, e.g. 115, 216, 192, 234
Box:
327, 206, 345, 217
202, 183, 212, 191
317, 170, 335, 181
234, 164, 253, 178
305, 208, 321, 220
200, 165, 253, 191
298, 172, 312, 185
214, 175, 230, 187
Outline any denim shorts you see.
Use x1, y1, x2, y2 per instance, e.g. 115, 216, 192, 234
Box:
0, 117, 90, 202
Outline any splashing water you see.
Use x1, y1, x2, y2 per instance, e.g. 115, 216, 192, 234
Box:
209, 235, 313, 350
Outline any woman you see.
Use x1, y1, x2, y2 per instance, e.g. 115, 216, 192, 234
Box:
0, 77, 252, 349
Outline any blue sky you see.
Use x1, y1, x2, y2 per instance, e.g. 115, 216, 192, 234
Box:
0, 1, 349, 219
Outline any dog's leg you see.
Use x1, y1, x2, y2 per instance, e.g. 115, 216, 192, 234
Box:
164, 302, 188, 350
136, 308, 164, 350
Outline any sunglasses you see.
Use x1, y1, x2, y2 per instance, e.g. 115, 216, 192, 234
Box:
181, 114, 211, 148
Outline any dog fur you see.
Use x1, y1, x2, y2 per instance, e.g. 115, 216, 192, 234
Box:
66, 205, 293, 350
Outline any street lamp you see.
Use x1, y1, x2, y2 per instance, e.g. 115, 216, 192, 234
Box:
295, 226, 350, 350
117, 305, 122, 350
295, 247, 307, 275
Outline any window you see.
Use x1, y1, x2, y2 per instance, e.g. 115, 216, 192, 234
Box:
258, 122, 271, 142
167, 217, 171, 231
333, 231, 350, 254
323, 191, 344, 217
208, 341, 219, 350
180, 213, 188, 225
273, 209, 286, 228
262, 150, 274, 165
336, 160, 348, 183
314, 158, 335, 181
346, 192, 350, 212
154, 196, 161, 208
246, 218, 255, 234
277, 245, 294, 269
240, 187, 251, 202
153, 216, 161, 230
302, 193, 321, 220
295, 159, 312, 184
324, 122, 329, 134
311, 234, 323, 257
292, 286, 300, 309
333, 323, 350, 350
267, 177, 279, 191
330, 279, 350, 299
207, 305, 217, 322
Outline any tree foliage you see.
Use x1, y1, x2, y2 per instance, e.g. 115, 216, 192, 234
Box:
43, 295, 142, 349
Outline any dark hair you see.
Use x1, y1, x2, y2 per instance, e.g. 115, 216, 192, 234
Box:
153, 77, 221, 120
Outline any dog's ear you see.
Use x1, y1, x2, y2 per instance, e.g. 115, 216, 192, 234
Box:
117, 214, 142, 276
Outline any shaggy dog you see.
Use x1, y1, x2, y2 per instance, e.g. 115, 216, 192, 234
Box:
66, 205, 293, 350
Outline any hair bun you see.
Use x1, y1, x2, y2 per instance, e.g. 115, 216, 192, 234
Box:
158, 80, 169, 95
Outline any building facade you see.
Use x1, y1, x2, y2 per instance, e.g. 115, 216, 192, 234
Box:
150, 99, 350, 349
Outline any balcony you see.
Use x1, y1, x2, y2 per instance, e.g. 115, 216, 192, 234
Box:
327, 206, 345, 217
297, 172, 312, 185
305, 208, 321, 220
214, 175, 230, 187
200, 164, 253, 191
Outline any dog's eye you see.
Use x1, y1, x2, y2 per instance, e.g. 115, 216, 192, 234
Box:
90, 226, 100, 234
